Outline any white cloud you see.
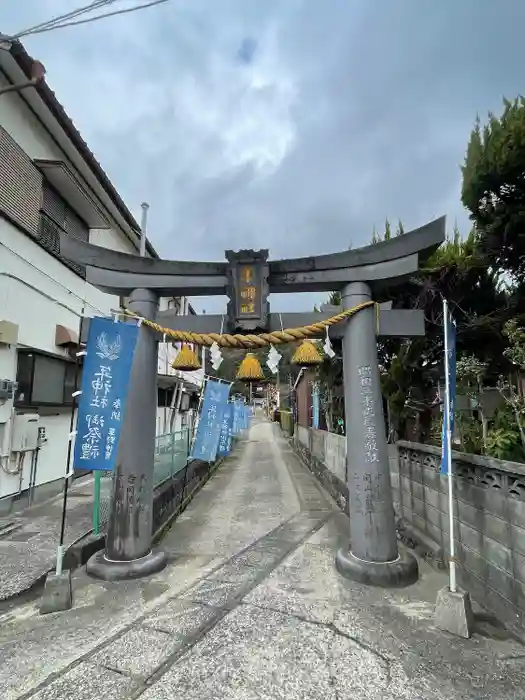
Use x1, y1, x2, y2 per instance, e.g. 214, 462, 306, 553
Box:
2, 0, 525, 314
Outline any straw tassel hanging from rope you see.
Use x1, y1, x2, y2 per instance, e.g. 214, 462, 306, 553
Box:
172, 343, 201, 371
291, 340, 323, 367
236, 353, 264, 381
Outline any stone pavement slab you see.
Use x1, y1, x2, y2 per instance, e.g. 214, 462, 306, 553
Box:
89, 626, 179, 679
29, 663, 140, 700
134, 517, 525, 699
16, 507, 330, 700
138, 603, 408, 700
0, 420, 317, 699
142, 598, 216, 636
0, 476, 100, 601
244, 514, 525, 699
3, 419, 525, 699
0, 554, 222, 700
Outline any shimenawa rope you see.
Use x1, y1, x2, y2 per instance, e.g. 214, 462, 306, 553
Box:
122, 300, 376, 348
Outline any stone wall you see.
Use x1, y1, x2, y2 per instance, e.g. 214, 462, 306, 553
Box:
293, 425, 401, 518
290, 425, 525, 634
152, 458, 212, 537
293, 425, 349, 512
395, 441, 525, 633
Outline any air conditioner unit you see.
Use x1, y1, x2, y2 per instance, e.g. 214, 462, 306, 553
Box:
11, 413, 40, 452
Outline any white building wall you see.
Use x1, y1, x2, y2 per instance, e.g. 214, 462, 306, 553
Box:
0, 218, 125, 499
155, 295, 205, 437
156, 341, 205, 436
90, 228, 139, 255
0, 82, 192, 501
0, 73, 63, 162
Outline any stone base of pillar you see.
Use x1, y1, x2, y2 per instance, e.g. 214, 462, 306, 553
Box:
335, 547, 419, 588
86, 548, 167, 582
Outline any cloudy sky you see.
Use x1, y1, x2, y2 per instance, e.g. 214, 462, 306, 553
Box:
2, 1, 524, 312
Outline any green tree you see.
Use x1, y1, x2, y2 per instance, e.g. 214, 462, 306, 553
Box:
369, 219, 405, 244
462, 98, 525, 284
328, 291, 341, 306
318, 216, 511, 441
455, 355, 489, 450
326, 222, 510, 440
497, 319, 525, 454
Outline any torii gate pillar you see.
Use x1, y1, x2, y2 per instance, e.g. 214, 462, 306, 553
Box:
87, 289, 167, 581
336, 282, 418, 586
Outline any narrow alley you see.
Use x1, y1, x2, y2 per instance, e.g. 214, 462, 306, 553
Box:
1, 419, 525, 699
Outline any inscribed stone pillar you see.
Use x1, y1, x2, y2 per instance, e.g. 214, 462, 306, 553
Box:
335, 281, 418, 587
87, 288, 167, 580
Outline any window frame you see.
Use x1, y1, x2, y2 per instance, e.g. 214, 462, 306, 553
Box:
38, 180, 89, 278
15, 349, 82, 409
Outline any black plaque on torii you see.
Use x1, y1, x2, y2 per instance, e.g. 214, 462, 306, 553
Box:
225, 249, 270, 332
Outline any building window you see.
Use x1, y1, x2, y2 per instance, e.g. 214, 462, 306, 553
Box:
0, 126, 42, 235
38, 182, 89, 278
157, 387, 175, 408
15, 351, 81, 407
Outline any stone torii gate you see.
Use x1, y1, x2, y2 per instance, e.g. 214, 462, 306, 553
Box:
61, 216, 445, 587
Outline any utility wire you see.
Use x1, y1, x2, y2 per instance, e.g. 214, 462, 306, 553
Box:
12, 1, 116, 40
10, 0, 170, 40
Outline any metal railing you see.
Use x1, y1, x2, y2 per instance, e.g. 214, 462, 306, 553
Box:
153, 429, 191, 488
92, 428, 191, 534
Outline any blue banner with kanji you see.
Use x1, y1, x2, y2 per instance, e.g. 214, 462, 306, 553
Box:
191, 380, 231, 462
73, 317, 139, 472
441, 306, 457, 474
312, 383, 320, 429
232, 399, 244, 435
217, 403, 233, 457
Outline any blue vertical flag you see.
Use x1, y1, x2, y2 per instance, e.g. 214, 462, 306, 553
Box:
232, 399, 244, 435
312, 382, 320, 429
217, 403, 233, 457
440, 303, 457, 474
191, 380, 231, 462
73, 317, 139, 472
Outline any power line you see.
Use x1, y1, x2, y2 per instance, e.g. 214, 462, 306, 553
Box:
30, 0, 172, 36
10, 0, 171, 40
12, 1, 116, 40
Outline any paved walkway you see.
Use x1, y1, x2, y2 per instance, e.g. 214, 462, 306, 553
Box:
1, 419, 525, 699
0, 476, 100, 601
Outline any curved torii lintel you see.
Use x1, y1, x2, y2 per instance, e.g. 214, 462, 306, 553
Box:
268, 215, 445, 274
59, 216, 445, 296
59, 233, 228, 276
